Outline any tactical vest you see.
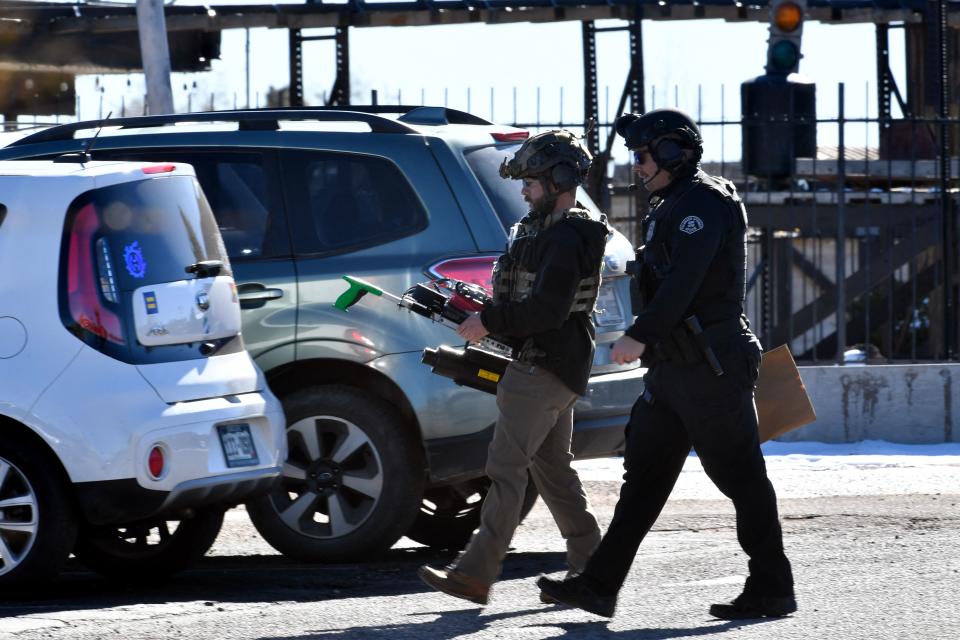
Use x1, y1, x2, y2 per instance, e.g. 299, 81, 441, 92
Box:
639, 172, 748, 310
491, 207, 602, 315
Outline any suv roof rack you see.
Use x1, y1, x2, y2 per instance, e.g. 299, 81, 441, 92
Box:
234, 105, 493, 127
9, 109, 420, 147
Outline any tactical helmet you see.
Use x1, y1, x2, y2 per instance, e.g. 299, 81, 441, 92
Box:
615, 108, 703, 174
499, 129, 593, 192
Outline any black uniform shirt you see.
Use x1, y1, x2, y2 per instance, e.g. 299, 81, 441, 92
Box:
481, 216, 608, 395
625, 169, 746, 346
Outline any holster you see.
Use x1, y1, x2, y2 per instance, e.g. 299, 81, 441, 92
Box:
648, 316, 746, 369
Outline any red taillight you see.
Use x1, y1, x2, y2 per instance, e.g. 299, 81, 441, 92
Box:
491, 131, 530, 142
142, 164, 176, 174
428, 256, 498, 293
66, 204, 124, 344
147, 446, 165, 479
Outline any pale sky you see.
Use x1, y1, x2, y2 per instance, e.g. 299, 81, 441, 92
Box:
61, 1, 902, 163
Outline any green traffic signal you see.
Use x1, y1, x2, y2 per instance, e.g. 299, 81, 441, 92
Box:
769, 40, 800, 74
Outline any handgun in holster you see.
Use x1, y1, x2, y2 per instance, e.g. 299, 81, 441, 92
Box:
653, 315, 724, 377
684, 315, 724, 376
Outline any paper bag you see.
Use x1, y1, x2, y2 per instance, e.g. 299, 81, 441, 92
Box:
755, 344, 816, 442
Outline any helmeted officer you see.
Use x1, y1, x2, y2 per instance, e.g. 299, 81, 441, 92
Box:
419, 129, 609, 605
538, 108, 796, 619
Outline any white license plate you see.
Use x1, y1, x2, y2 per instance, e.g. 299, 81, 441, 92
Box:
593, 281, 624, 327
218, 423, 259, 468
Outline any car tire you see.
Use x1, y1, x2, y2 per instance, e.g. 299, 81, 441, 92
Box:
72, 508, 224, 580
405, 474, 539, 550
0, 435, 78, 590
246, 385, 425, 562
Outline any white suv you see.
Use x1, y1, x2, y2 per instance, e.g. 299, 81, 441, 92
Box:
0, 159, 286, 588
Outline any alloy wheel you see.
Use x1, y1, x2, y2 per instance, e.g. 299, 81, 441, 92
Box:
271, 415, 384, 539
0, 457, 39, 577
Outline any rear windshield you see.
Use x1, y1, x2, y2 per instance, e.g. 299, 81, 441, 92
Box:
70, 175, 229, 291
463, 144, 603, 229
464, 144, 527, 229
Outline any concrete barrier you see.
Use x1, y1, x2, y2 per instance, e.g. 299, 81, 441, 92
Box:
782, 364, 960, 443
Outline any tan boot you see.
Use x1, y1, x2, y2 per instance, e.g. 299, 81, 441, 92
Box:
418, 565, 490, 605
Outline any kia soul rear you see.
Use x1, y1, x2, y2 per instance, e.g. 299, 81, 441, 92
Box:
0, 160, 285, 588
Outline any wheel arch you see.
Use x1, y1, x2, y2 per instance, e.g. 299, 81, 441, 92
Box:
266, 357, 425, 453
0, 414, 74, 492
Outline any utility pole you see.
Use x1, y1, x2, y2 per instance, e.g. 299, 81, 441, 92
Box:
245, 28, 251, 109
136, 0, 174, 115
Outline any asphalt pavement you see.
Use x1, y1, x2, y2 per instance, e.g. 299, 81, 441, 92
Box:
1, 452, 958, 640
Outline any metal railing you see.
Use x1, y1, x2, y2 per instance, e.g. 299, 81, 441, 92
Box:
6, 81, 958, 364
608, 86, 959, 364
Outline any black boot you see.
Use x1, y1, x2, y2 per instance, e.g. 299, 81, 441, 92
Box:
709, 592, 797, 620
536, 574, 616, 618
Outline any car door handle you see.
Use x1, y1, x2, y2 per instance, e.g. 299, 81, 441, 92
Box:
237, 284, 284, 305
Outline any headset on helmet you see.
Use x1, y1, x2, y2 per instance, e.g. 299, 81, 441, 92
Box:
499, 129, 593, 192
616, 108, 703, 174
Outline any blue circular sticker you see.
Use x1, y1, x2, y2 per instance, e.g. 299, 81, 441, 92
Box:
124, 241, 147, 279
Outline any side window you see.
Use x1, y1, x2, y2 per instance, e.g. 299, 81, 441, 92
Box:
94, 149, 289, 262
281, 150, 428, 255
203, 159, 282, 260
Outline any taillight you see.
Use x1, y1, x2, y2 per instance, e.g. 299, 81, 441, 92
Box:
491, 131, 529, 142
428, 256, 498, 292
147, 445, 165, 479
65, 203, 124, 344
95, 237, 118, 303
142, 164, 176, 174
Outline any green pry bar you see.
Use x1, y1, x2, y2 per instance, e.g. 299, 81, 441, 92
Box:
333, 275, 384, 311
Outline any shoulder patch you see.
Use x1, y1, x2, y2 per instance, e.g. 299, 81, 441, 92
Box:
679, 215, 704, 235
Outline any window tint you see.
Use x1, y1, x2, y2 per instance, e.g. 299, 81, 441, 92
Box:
94, 150, 288, 261
203, 160, 274, 259
69, 176, 228, 292
464, 144, 605, 229
464, 144, 526, 228
282, 150, 428, 255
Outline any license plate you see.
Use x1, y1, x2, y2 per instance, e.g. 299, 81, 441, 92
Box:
217, 423, 259, 468
593, 281, 624, 327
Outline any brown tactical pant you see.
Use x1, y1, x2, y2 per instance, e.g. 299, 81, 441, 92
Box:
453, 362, 601, 585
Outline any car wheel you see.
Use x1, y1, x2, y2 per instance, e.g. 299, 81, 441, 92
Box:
72, 508, 224, 580
0, 435, 77, 589
246, 385, 425, 562
405, 474, 539, 550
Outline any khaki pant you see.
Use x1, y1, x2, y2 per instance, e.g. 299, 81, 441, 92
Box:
453, 362, 601, 585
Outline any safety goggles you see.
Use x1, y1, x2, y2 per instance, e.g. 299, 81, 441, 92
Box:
633, 149, 651, 165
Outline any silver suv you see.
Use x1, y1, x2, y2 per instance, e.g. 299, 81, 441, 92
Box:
0, 107, 644, 561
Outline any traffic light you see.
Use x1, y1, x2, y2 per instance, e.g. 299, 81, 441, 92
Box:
766, 0, 805, 77
741, 76, 816, 178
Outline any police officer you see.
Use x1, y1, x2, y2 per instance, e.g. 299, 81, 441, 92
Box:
538, 108, 796, 619
419, 130, 609, 605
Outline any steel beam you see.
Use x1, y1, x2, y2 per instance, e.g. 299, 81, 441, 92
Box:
289, 28, 303, 107
329, 26, 350, 106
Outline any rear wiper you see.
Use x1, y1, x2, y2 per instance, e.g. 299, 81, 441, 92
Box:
185, 259, 223, 278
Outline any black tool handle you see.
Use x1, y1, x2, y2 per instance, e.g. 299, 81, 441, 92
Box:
684, 316, 724, 377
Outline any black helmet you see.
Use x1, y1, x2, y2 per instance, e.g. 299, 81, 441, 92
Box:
615, 108, 703, 174
499, 129, 592, 192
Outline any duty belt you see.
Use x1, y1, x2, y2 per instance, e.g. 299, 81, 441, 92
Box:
652, 316, 748, 366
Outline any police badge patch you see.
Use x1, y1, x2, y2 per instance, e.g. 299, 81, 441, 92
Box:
679, 216, 704, 235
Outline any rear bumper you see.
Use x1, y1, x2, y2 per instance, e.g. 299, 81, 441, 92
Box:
424, 366, 644, 485
75, 466, 281, 525
30, 345, 287, 487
